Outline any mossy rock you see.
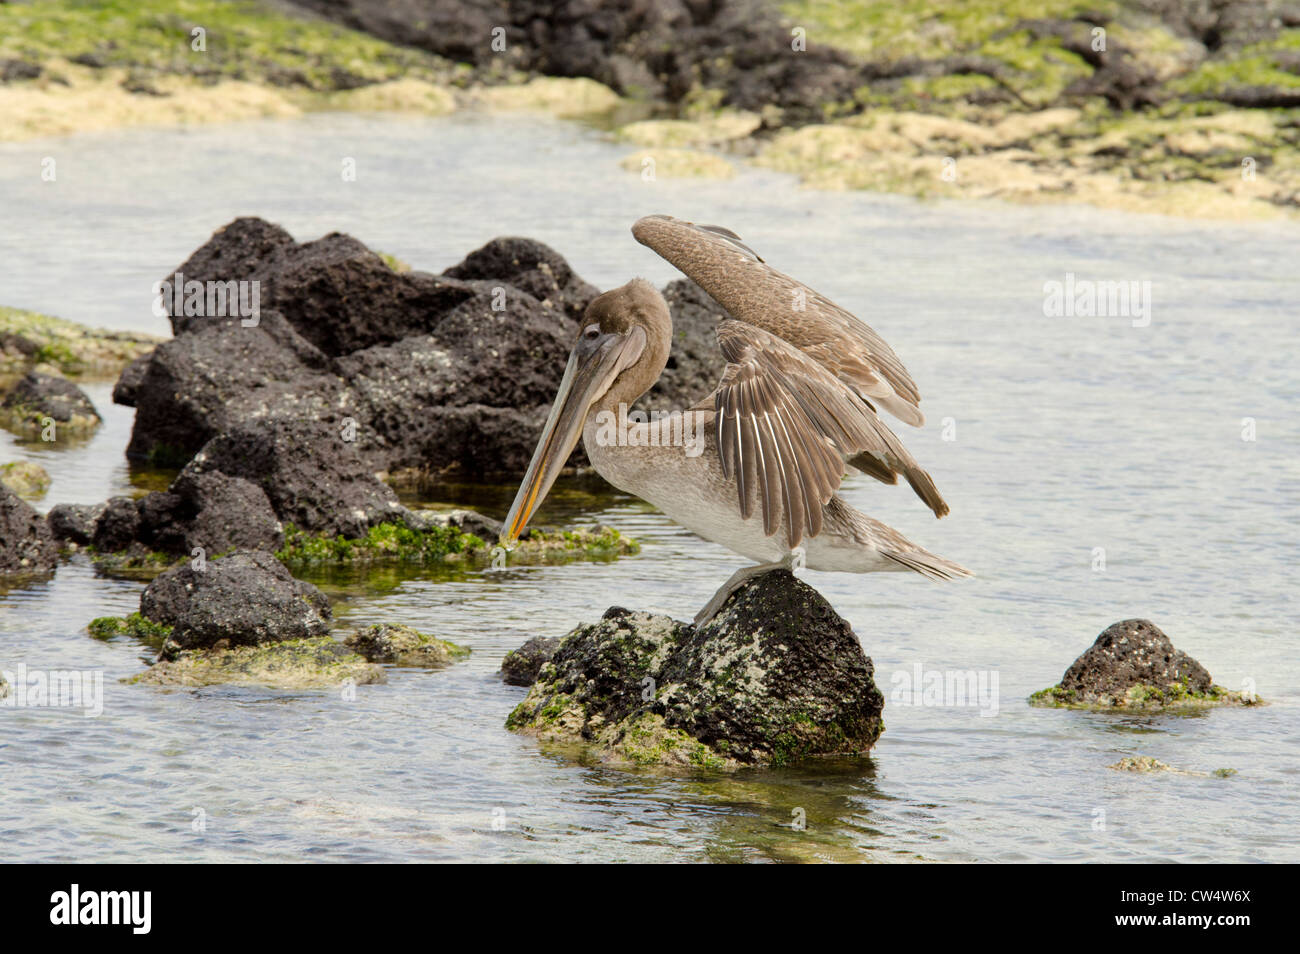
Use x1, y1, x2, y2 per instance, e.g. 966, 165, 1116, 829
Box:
87, 612, 173, 649
507, 572, 884, 771
0, 305, 158, 376
127, 636, 384, 689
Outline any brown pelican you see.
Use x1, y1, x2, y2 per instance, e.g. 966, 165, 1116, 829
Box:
501, 214, 970, 623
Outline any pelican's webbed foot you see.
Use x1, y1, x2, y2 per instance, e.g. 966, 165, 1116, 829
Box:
693, 552, 800, 627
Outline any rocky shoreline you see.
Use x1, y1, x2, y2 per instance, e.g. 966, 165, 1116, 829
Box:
3, 1, 1298, 218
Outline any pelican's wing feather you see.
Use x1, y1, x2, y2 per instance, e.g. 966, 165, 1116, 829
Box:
714, 320, 947, 548
633, 214, 924, 426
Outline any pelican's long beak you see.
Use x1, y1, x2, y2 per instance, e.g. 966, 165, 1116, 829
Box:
501, 326, 647, 546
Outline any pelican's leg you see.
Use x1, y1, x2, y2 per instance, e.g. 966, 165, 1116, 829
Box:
693, 549, 802, 627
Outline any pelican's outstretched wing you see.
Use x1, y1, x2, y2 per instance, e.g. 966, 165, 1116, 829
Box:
714, 320, 947, 548
632, 213, 924, 427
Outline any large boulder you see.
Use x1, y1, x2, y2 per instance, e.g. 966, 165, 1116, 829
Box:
120, 218, 604, 479
506, 571, 885, 768
139, 550, 332, 657
0, 485, 58, 575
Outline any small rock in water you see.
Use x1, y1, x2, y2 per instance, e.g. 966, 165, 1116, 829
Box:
140, 550, 331, 658
499, 635, 560, 686
46, 502, 106, 545
1, 370, 101, 436
345, 624, 470, 668
1031, 618, 1258, 711
0, 485, 57, 576
506, 571, 884, 769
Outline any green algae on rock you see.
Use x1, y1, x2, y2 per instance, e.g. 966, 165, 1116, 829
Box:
127, 636, 384, 689
344, 623, 470, 668
0, 306, 158, 376
277, 520, 638, 567
87, 612, 174, 649
1030, 618, 1262, 713
0, 460, 50, 500
507, 571, 884, 771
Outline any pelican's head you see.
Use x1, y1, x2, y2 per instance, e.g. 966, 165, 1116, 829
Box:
500, 279, 671, 546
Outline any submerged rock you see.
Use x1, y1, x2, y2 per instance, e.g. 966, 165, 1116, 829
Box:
1, 370, 101, 437
344, 624, 470, 668
0, 485, 57, 576
499, 635, 560, 686
128, 637, 384, 689
506, 571, 885, 769
139, 550, 331, 658
1030, 619, 1259, 711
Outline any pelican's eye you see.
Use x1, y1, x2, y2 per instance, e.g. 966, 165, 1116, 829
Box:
583, 324, 601, 340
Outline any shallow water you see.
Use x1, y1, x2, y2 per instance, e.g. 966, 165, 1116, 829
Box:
1, 112, 1298, 862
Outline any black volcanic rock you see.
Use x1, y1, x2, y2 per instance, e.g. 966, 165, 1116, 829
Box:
506, 570, 885, 767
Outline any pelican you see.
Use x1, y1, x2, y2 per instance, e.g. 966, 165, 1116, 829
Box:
501, 214, 970, 623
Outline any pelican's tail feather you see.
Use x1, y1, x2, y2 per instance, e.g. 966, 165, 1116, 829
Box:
881, 545, 973, 581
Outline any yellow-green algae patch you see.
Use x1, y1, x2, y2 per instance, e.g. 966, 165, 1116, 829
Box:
0, 460, 50, 499
1030, 681, 1261, 713
1109, 756, 1239, 778
619, 148, 735, 179
471, 77, 622, 117
127, 636, 384, 689
0, 306, 159, 377
617, 110, 761, 147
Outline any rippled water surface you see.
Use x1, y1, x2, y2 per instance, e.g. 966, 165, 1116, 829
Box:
1, 113, 1298, 862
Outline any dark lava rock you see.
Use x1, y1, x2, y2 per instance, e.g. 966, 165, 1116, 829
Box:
178, 417, 404, 538
506, 571, 884, 768
47, 502, 106, 545
136, 470, 284, 557
2, 370, 101, 432
91, 496, 142, 553
1029, 618, 1256, 710
499, 635, 560, 686
0, 58, 42, 83
1059, 619, 1212, 700
110, 352, 152, 407
288, 0, 867, 121
0, 485, 58, 575
140, 550, 331, 657
120, 217, 611, 479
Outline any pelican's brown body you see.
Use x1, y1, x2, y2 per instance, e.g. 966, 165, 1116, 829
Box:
503, 215, 970, 621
